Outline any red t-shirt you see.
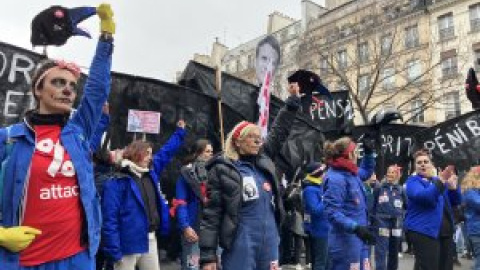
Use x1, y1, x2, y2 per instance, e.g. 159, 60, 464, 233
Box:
20, 125, 85, 266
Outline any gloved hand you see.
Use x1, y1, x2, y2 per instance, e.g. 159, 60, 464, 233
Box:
354, 225, 376, 245
362, 132, 376, 155
97, 3, 115, 34
0, 226, 42, 252
285, 95, 301, 111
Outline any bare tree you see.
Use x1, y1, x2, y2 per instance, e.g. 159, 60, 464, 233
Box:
297, 0, 469, 125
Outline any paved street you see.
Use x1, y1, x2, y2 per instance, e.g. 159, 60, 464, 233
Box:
160, 253, 475, 269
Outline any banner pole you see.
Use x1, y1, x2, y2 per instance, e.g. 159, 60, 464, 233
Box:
216, 65, 225, 151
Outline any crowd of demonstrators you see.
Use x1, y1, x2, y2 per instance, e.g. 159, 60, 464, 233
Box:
404, 149, 461, 270
372, 165, 406, 270
198, 84, 301, 270
174, 139, 214, 270
101, 120, 186, 270
0, 4, 115, 269
323, 136, 377, 270
302, 162, 329, 270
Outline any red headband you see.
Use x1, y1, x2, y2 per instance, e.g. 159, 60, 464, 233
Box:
232, 121, 254, 140
342, 142, 356, 157
34, 60, 81, 90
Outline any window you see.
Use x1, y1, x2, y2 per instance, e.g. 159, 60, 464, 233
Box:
410, 0, 419, 8
382, 67, 395, 90
236, 59, 242, 72
320, 57, 329, 75
337, 50, 348, 69
470, 4, 480, 31
381, 35, 392, 56
358, 42, 369, 64
247, 55, 254, 68
444, 92, 461, 119
475, 49, 480, 70
405, 25, 419, 49
410, 99, 424, 123
338, 82, 348, 91
438, 13, 455, 40
407, 60, 422, 82
358, 74, 370, 99
442, 56, 458, 77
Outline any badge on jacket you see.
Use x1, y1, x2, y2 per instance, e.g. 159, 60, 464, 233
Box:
243, 176, 259, 202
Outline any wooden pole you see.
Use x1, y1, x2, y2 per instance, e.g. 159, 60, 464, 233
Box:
215, 65, 225, 151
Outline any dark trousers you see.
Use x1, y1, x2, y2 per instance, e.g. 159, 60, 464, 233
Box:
309, 236, 329, 270
408, 231, 453, 270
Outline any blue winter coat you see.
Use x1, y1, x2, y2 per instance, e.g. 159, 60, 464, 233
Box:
0, 39, 113, 268
463, 189, 480, 236
303, 182, 329, 238
372, 182, 405, 218
101, 128, 186, 262
175, 166, 202, 231
323, 154, 376, 233
89, 112, 110, 152
404, 174, 461, 238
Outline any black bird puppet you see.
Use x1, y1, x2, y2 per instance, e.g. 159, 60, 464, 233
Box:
465, 68, 480, 110
287, 69, 332, 114
31, 6, 97, 49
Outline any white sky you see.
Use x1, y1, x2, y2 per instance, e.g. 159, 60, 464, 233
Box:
0, 0, 324, 82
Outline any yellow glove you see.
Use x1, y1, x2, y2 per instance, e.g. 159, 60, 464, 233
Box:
0, 226, 42, 252
97, 3, 115, 34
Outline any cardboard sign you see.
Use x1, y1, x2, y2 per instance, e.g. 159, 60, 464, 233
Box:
127, 110, 161, 134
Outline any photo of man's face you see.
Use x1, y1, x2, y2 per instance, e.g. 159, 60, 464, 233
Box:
255, 36, 280, 86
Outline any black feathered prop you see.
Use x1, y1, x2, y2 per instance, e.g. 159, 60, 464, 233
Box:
31, 6, 96, 47
288, 69, 332, 114
465, 68, 480, 110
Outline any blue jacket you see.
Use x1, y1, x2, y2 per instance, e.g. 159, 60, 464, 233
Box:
404, 174, 461, 238
175, 165, 203, 231
102, 128, 186, 262
323, 154, 376, 234
373, 182, 405, 219
90, 112, 110, 152
0, 40, 112, 267
463, 189, 480, 236
303, 181, 329, 238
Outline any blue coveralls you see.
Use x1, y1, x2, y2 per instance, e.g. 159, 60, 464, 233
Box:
373, 183, 405, 270
221, 160, 279, 270
323, 154, 375, 270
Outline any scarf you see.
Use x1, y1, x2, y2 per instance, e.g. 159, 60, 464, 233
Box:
120, 159, 149, 178
327, 157, 358, 175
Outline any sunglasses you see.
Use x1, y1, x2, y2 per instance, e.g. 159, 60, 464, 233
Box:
49, 77, 78, 92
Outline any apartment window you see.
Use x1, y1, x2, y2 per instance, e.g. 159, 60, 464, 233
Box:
338, 50, 348, 69
358, 74, 370, 99
410, 0, 419, 8
444, 92, 461, 119
405, 25, 419, 49
381, 35, 393, 56
247, 55, 254, 68
470, 4, 480, 31
320, 57, 329, 75
438, 13, 455, 40
338, 82, 348, 91
442, 56, 458, 78
410, 99, 424, 123
382, 67, 395, 90
407, 60, 422, 82
358, 42, 369, 64
475, 49, 480, 70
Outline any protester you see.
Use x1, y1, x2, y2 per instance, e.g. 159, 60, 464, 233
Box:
303, 162, 329, 270
174, 139, 214, 270
199, 83, 300, 270
0, 4, 115, 269
462, 165, 480, 270
323, 136, 376, 270
373, 164, 406, 270
101, 120, 187, 270
404, 149, 461, 270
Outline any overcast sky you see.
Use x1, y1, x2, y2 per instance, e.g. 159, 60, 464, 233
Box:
0, 0, 324, 82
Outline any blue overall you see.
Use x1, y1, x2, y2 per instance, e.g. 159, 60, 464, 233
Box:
323, 154, 375, 270
221, 160, 279, 270
373, 183, 405, 270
